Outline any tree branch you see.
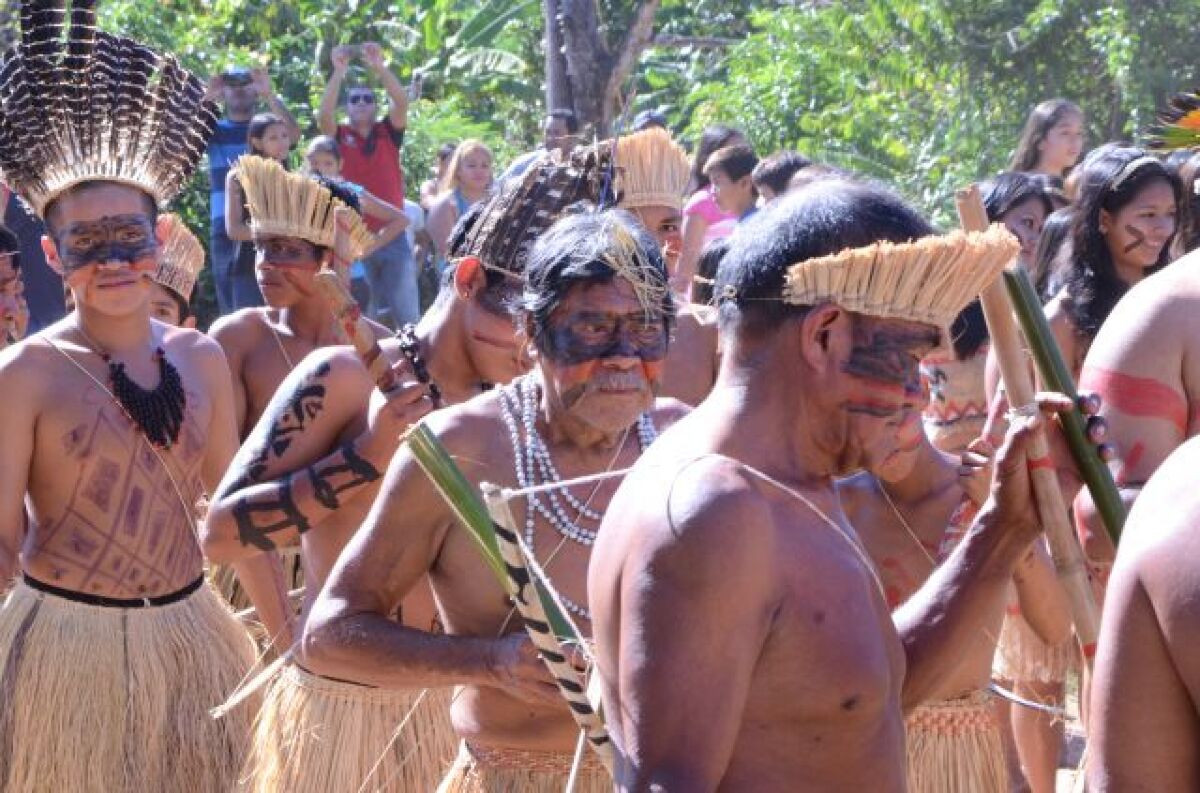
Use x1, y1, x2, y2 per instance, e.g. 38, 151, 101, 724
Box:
603, 0, 662, 132
650, 34, 736, 49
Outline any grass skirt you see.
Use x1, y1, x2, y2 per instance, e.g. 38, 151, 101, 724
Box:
992, 609, 1076, 684
0, 579, 257, 793
243, 663, 456, 792
907, 691, 1007, 793
436, 741, 611, 793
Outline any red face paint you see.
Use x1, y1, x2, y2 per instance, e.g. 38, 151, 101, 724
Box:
1079, 367, 1188, 435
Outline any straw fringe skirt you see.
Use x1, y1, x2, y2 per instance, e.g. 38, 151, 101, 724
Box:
0, 579, 257, 793
992, 610, 1076, 684
906, 691, 1007, 793
244, 664, 456, 793
436, 741, 611, 793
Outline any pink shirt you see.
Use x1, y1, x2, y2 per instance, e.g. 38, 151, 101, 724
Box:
683, 188, 737, 244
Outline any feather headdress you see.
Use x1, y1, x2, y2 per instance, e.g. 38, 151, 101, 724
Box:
614, 127, 689, 210
1148, 92, 1200, 152
0, 0, 218, 217
155, 213, 203, 302
235, 156, 373, 258
780, 224, 1019, 328
453, 143, 617, 279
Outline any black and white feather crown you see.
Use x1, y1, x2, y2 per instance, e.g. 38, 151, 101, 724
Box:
0, 0, 218, 216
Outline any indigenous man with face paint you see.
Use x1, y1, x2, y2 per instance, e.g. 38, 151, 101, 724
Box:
838, 403, 1070, 793
201, 153, 598, 793
0, 6, 271, 790
615, 127, 721, 406
590, 181, 1083, 791
301, 209, 688, 792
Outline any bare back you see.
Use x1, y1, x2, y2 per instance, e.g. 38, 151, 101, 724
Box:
591, 414, 907, 791
0, 319, 224, 598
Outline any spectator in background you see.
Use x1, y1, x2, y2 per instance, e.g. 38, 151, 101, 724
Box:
678, 124, 746, 296
1, 187, 61, 332
703, 144, 760, 222
0, 224, 28, 348
632, 109, 668, 132
1032, 207, 1074, 299
318, 42, 418, 326
420, 142, 457, 212
203, 66, 301, 315
752, 150, 812, 203
500, 109, 580, 181
224, 113, 292, 310
303, 135, 411, 318
690, 236, 729, 306
426, 140, 494, 269
1009, 99, 1086, 184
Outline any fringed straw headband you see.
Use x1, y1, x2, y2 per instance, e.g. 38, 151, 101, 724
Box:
236, 156, 374, 258
722, 224, 1019, 329
154, 213, 204, 302
614, 128, 689, 211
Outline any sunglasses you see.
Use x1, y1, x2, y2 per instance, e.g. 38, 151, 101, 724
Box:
348, 94, 376, 105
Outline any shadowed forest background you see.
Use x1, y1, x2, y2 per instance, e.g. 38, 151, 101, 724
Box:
3, 1, 1197, 320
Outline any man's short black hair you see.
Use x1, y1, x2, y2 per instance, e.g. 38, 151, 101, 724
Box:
547, 109, 580, 134
522, 209, 673, 354
42, 181, 158, 237
716, 180, 934, 337
752, 151, 813, 196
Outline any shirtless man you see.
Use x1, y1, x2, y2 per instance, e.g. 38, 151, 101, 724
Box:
616, 127, 720, 405
202, 163, 587, 792
0, 10, 269, 789
839, 409, 1070, 792
210, 158, 386, 438
302, 209, 688, 792
1088, 435, 1200, 791
1075, 250, 1200, 569
590, 181, 1073, 790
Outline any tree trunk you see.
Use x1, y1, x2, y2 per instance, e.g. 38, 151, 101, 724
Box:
545, 0, 660, 136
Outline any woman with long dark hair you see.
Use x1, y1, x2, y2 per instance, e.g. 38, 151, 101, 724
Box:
1009, 99, 1085, 182
225, 112, 292, 310
677, 124, 746, 296
921, 172, 1052, 455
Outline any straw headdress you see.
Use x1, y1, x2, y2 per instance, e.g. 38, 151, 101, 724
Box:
0, 1, 218, 217
235, 155, 373, 258
453, 143, 617, 279
154, 213, 203, 302
1148, 91, 1200, 151
614, 127, 689, 210
781, 224, 1019, 328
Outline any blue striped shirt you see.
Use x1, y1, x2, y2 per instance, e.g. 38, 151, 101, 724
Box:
207, 118, 250, 225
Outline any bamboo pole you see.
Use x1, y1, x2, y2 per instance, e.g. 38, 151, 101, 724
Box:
1002, 268, 1125, 543
955, 184, 1102, 666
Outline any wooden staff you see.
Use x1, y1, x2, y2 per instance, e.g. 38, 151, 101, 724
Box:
955, 184, 1102, 666
313, 268, 400, 394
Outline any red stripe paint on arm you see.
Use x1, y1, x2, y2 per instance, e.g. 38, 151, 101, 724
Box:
1079, 367, 1188, 435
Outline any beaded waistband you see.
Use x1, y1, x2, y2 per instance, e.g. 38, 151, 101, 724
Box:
906, 690, 997, 735
464, 741, 606, 775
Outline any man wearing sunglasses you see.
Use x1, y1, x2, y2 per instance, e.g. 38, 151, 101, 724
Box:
319, 43, 420, 327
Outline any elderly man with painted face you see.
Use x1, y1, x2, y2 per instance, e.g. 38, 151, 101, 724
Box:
0, 9, 269, 791
302, 209, 688, 792
201, 156, 601, 793
589, 181, 1081, 791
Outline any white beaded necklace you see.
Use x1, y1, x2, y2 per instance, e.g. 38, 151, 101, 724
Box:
499, 375, 657, 619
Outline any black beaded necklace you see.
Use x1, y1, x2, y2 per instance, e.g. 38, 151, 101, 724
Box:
396, 323, 443, 409
79, 327, 186, 449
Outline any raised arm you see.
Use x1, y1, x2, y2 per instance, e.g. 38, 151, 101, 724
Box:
317, 46, 351, 137
594, 463, 775, 792
895, 398, 1053, 708
224, 169, 252, 242
0, 349, 36, 583
359, 189, 408, 253
251, 68, 302, 145
362, 43, 408, 133
202, 347, 429, 564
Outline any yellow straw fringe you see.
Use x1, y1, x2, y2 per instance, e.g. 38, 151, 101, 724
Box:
436, 742, 611, 793
783, 223, 1020, 328
0, 580, 258, 793
237, 156, 374, 257
992, 609, 1077, 684
243, 664, 456, 793
906, 691, 1008, 793
156, 213, 206, 302
615, 128, 690, 211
